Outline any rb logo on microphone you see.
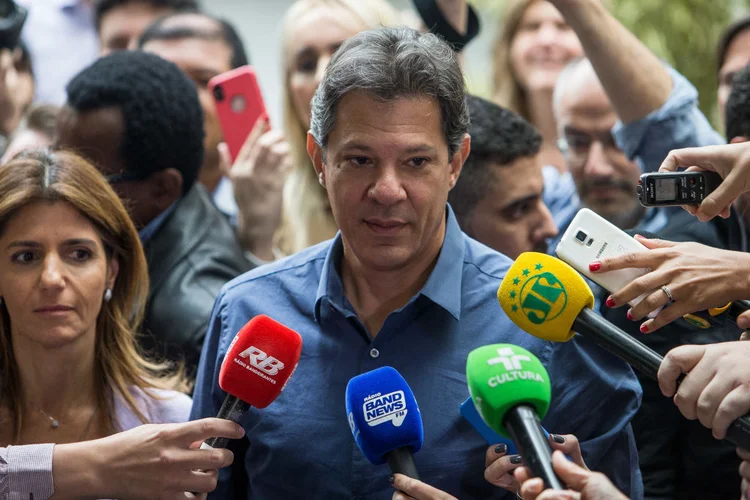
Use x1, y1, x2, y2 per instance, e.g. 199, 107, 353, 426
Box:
362, 391, 408, 427
506, 263, 568, 325
238, 346, 285, 375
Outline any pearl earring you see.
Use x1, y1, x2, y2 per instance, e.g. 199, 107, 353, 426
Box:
318, 173, 325, 187
104, 288, 112, 303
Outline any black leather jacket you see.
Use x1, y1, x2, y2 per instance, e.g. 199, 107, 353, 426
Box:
140, 184, 252, 375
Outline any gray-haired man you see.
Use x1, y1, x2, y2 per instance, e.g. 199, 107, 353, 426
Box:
191, 27, 642, 499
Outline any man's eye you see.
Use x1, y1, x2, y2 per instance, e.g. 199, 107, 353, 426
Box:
408, 157, 428, 168
12, 251, 36, 263
348, 157, 371, 167
506, 202, 531, 221
567, 136, 591, 152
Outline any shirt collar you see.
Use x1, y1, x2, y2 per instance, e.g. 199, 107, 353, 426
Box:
138, 202, 177, 245
314, 204, 465, 323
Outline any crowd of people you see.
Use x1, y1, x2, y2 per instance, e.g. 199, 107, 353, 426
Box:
3, 0, 750, 498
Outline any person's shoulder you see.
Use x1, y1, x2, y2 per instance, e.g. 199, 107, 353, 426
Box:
127, 386, 193, 425
461, 234, 515, 281
219, 239, 332, 298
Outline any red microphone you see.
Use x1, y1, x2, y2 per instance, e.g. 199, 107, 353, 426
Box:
202, 315, 303, 449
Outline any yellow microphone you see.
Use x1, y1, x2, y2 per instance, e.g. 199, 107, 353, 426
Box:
498, 252, 664, 377
498, 252, 750, 450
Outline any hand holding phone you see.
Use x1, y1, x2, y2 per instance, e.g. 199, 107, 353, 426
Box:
209, 66, 268, 163
555, 209, 651, 308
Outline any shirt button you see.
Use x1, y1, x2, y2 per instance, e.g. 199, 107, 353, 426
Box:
369, 348, 380, 359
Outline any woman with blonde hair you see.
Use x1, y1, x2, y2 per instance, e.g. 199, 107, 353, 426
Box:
0, 149, 190, 450
492, 0, 583, 172
276, 0, 401, 254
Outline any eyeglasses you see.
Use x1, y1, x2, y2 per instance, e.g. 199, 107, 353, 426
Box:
557, 131, 621, 164
105, 171, 149, 184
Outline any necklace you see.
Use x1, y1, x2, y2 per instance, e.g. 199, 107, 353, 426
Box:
30, 403, 98, 439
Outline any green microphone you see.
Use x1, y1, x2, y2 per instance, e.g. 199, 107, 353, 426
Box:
467, 344, 563, 489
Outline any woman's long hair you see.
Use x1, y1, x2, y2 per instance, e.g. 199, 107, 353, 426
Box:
0, 149, 185, 442
276, 0, 400, 255
491, 0, 537, 120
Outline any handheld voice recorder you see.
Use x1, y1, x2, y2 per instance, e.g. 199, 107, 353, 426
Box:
636, 171, 722, 207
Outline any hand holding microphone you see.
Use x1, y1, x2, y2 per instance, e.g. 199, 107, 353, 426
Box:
658, 341, 750, 440
203, 315, 302, 449
513, 451, 628, 500
499, 252, 750, 450
346, 366, 424, 479
467, 344, 563, 490
589, 235, 750, 332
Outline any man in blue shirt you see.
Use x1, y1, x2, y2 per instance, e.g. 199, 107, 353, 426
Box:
191, 27, 642, 499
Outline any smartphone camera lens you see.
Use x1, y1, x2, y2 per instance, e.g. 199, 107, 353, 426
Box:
575, 230, 587, 243
213, 85, 224, 102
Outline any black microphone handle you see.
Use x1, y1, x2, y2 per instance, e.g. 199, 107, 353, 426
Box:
574, 307, 750, 449
503, 405, 564, 490
386, 447, 420, 480
574, 308, 663, 378
203, 396, 251, 449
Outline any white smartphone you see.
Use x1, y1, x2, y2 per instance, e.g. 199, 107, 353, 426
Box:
555, 208, 649, 307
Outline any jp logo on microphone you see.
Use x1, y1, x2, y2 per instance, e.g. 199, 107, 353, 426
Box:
362, 390, 408, 427
506, 263, 568, 325
498, 253, 593, 341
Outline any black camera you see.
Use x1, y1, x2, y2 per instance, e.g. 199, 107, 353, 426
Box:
0, 0, 27, 51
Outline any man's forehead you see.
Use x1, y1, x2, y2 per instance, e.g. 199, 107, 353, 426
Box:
329, 92, 445, 148
157, 13, 222, 33
55, 106, 125, 172
491, 156, 545, 201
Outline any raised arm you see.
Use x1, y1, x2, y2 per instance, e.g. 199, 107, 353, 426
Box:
550, 0, 672, 124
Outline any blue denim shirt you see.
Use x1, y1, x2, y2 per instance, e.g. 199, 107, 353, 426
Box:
191, 206, 643, 499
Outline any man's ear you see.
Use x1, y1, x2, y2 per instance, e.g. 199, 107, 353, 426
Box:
307, 132, 326, 188
150, 168, 183, 211
448, 133, 471, 189
730, 136, 750, 144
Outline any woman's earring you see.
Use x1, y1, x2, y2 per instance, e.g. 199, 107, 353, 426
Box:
318, 173, 325, 188
104, 288, 112, 303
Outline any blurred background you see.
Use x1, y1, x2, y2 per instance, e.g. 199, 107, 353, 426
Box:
204, 0, 750, 132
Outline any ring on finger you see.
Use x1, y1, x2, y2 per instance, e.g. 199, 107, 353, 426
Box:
661, 285, 674, 304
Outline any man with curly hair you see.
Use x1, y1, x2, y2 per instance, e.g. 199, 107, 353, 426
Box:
55, 50, 250, 376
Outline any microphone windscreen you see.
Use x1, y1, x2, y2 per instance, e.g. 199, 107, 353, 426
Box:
466, 344, 551, 439
219, 315, 303, 408
345, 366, 424, 465
498, 252, 594, 342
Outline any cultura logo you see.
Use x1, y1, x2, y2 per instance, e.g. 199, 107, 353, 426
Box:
507, 263, 568, 325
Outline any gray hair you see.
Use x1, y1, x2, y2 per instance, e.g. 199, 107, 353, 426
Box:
310, 27, 469, 158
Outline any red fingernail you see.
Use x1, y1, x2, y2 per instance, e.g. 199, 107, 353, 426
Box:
640, 323, 649, 333
589, 261, 601, 272
627, 310, 634, 321
605, 296, 615, 308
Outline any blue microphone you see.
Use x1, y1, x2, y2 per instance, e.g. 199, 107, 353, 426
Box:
345, 366, 424, 479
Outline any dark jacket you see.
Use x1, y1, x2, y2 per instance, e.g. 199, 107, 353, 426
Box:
601, 207, 747, 500
140, 184, 252, 374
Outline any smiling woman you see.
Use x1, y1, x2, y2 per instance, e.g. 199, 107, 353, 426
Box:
0, 149, 191, 450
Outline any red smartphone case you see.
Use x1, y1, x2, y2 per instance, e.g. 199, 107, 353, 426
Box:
209, 66, 268, 163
